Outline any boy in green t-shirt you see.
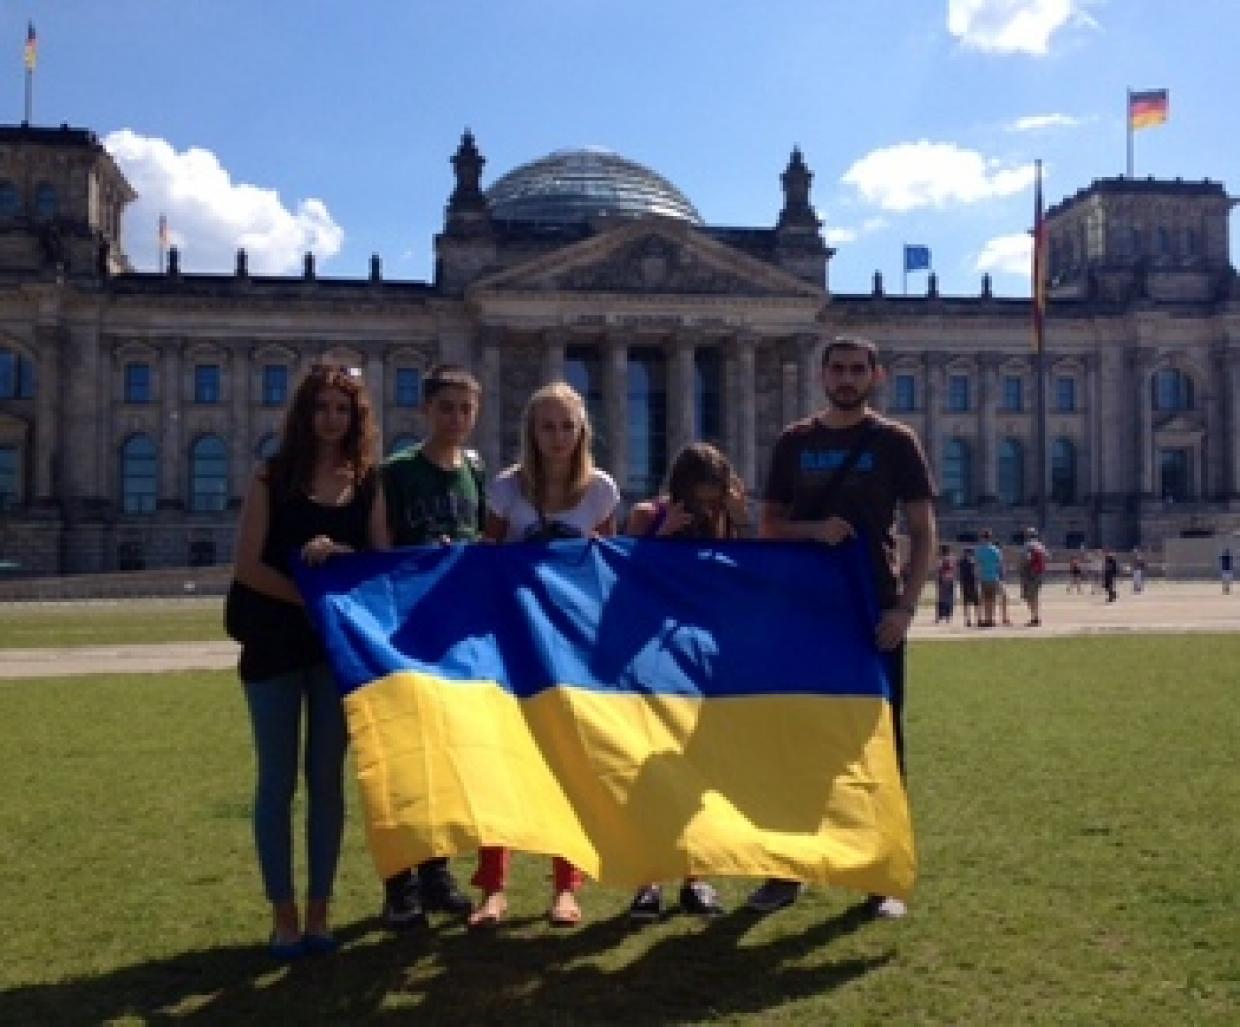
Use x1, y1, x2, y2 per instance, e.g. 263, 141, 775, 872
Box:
378, 364, 485, 929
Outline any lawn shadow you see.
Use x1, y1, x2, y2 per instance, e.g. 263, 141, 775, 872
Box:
0, 902, 889, 1025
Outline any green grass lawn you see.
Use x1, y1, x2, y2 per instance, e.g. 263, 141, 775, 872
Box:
1, 637, 1237, 1025
0, 600, 226, 649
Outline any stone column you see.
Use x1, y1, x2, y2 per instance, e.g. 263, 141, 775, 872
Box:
734, 334, 757, 488
33, 324, 62, 501
798, 332, 821, 417
542, 329, 567, 385
478, 328, 503, 474
159, 338, 183, 506
1083, 353, 1100, 500
1134, 350, 1156, 496
780, 341, 799, 428
230, 344, 252, 497
666, 335, 696, 461
94, 335, 111, 504
603, 334, 628, 490
365, 346, 385, 446
978, 354, 998, 501
1228, 340, 1240, 498
1098, 346, 1126, 498
922, 352, 943, 479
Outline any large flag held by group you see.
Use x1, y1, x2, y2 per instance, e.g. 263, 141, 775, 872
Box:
296, 537, 916, 898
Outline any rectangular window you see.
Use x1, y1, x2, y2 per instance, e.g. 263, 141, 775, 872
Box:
261, 365, 288, 407
0, 444, 19, 509
694, 348, 722, 440
1055, 376, 1077, 412
124, 362, 152, 404
194, 364, 221, 404
892, 374, 916, 412
1001, 376, 1023, 412
565, 346, 606, 466
395, 368, 422, 408
627, 348, 667, 496
947, 374, 970, 413
0, 349, 35, 399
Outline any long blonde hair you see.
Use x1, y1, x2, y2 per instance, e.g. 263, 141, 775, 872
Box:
516, 382, 595, 510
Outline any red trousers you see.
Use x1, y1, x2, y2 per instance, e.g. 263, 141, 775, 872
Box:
471, 846, 584, 893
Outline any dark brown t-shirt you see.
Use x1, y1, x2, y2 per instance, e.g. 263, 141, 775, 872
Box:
763, 413, 935, 608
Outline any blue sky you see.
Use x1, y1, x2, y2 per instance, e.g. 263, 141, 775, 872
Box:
10, 1, 1237, 296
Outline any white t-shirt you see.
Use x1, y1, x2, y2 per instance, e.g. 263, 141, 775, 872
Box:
489, 467, 620, 543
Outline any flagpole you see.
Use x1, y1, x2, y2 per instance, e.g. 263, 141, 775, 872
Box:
23, 68, 31, 123
1126, 87, 1133, 178
1034, 159, 1048, 534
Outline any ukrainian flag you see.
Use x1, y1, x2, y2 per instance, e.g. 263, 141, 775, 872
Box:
297, 538, 915, 898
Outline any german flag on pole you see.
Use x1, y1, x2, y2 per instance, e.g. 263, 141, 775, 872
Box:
1129, 89, 1169, 131
23, 21, 36, 71
1032, 160, 1046, 353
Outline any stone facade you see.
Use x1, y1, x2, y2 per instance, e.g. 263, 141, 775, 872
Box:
1, 124, 1238, 575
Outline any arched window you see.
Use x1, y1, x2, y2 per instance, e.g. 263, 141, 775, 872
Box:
1051, 438, 1077, 504
0, 347, 36, 399
1159, 449, 1191, 502
0, 181, 19, 218
941, 439, 972, 509
997, 439, 1024, 506
627, 348, 667, 495
387, 434, 420, 458
120, 435, 158, 514
189, 435, 229, 512
33, 182, 57, 220
1152, 369, 1194, 412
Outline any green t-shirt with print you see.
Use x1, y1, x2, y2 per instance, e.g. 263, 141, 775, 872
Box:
381, 445, 485, 546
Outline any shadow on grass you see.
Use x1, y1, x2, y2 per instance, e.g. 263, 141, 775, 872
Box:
0, 903, 889, 1025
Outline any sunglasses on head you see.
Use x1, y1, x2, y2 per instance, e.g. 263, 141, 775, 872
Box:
311, 362, 363, 379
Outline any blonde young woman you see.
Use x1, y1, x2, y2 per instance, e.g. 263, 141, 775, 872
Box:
468, 381, 620, 928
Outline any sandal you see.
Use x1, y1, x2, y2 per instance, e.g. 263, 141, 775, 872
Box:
468, 891, 508, 930
548, 890, 582, 927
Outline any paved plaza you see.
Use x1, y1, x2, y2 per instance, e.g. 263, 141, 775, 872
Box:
0, 581, 1235, 680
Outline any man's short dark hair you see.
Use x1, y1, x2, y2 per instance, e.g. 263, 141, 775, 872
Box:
423, 364, 481, 402
821, 335, 879, 370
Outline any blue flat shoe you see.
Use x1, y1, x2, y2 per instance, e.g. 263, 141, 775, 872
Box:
302, 932, 339, 956
268, 933, 305, 961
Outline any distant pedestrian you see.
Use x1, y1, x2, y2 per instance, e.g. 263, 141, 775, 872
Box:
1067, 553, 1083, 593
975, 529, 1003, 627
958, 547, 979, 627
1132, 548, 1146, 593
1019, 527, 1048, 627
1103, 549, 1118, 602
934, 544, 956, 623
1221, 547, 1233, 594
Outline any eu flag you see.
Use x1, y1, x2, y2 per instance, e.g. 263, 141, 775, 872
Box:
904, 244, 931, 273
297, 538, 916, 897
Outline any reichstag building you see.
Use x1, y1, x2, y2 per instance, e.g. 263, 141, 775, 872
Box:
1, 122, 1238, 575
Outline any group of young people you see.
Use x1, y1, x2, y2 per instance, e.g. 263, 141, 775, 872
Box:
228, 334, 937, 959
933, 527, 1047, 628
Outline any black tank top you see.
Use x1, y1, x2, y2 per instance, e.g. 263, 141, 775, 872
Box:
239, 470, 375, 682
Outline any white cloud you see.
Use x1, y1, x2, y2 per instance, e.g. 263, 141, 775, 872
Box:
842, 141, 1035, 212
976, 232, 1033, 276
1007, 112, 1082, 132
947, 0, 1095, 56
105, 129, 344, 274
825, 227, 858, 245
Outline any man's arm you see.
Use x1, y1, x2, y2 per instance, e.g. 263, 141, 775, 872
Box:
875, 496, 936, 651
759, 501, 855, 544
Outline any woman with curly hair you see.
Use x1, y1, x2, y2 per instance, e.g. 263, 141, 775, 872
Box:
229, 363, 389, 959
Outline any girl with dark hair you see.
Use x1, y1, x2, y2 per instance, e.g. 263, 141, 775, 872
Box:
624, 442, 748, 920
229, 363, 389, 959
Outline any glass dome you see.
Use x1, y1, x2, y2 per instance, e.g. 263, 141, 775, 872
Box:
486, 148, 702, 225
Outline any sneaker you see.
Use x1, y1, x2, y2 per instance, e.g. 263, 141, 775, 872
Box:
420, 868, 472, 915
628, 884, 663, 921
865, 894, 908, 919
679, 880, 725, 917
381, 872, 428, 929
745, 878, 802, 913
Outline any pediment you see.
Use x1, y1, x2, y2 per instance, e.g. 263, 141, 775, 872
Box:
470, 220, 823, 301
1153, 412, 1205, 435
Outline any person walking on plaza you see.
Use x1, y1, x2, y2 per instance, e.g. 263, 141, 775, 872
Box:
468, 381, 620, 929
748, 334, 935, 919
1132, 548, 1147, 593
958, 546, 979, 627
975, 529, 1003, 627
1103, 549, 1119, 602
1068, 551, 1084, 593
228, 363, 390, 959
934, 544, 956, 624
1221, 546, 1233, 594
1019, 527, 1048, 627
378, 365, 487, 929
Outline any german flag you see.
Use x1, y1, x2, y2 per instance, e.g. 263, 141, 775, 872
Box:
23, 21, 36, 72
1129, 89, 1169, 131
